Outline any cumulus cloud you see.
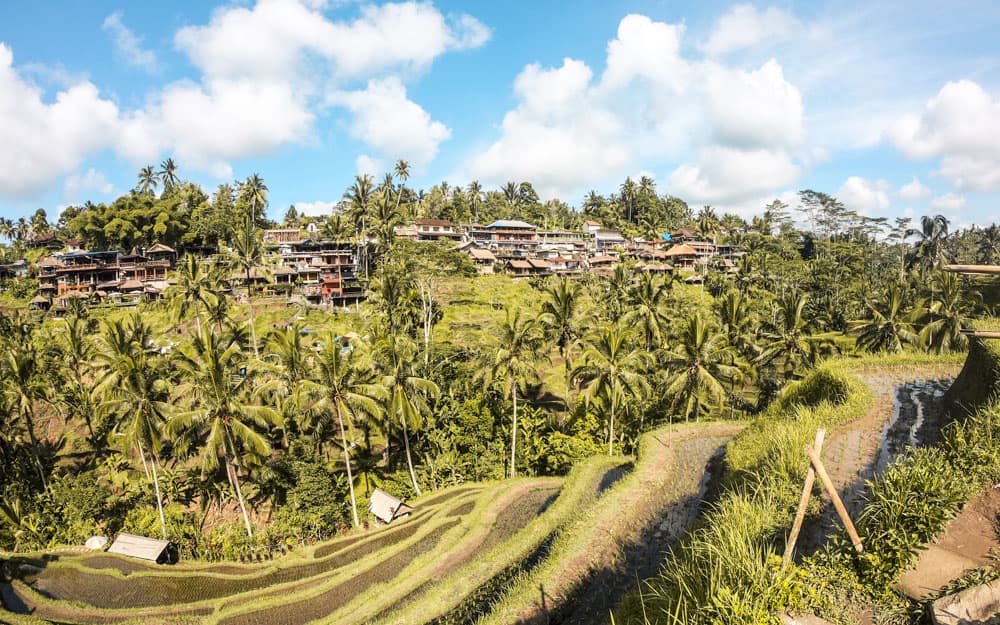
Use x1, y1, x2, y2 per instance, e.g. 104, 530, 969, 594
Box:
0, 44, 120, 198
64, 168, 114, 200
356, 154, 382, 177
102, 12, 158, 71
331, 77, 451, 166
898, 176, 931, 200
837, 176, 891, 213
701, 4, 801, 57
929, 192, 966, 211
469, 13, 807, 205
889, 80, 1000, 191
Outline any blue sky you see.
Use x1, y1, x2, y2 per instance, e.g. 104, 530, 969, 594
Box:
2, 0, 999, 227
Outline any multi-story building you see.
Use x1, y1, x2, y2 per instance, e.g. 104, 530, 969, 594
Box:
469, 220, 538, 259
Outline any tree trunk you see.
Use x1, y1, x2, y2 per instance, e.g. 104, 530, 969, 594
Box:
337, 405, 360, 528
608, 397, 615, 456
400, 415, 422, 496
229, 460, 254, 537
148, 451, 167, 539
510, 389, 518, 479
246, 268, 259, 359
23, 409, 47, 491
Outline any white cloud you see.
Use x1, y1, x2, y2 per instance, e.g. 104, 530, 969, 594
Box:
64, 168, 114, 200
889, 80, 1000, 191
102, 12, 158, 71
469, 14, 807, 205
929, 192, 966, 211
668, 146, 800, 205
837, 176, 891, 214
331, 77, 450, 166
0, 44, 120, 198
702, 4, 801, 57
294, 200, 336, 216
356, 154, 381, 176
898, 176, 931, 200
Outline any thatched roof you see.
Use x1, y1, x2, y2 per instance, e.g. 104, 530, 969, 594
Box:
146, 243, 175, 254
107, 533, 170, 562
120, 279, 144, 291
664, 244, 698, 257
508, 260, 532, 270
29, 295, 49, 305
369, 488, 414, 524
468, 248, 496, 261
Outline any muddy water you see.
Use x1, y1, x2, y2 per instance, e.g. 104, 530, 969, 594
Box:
875, 380, 951, 474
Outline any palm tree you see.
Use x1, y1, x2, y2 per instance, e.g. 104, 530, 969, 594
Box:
374, 334, 439, 495
171, 254, 219, 336
137, 166, 158, 196
853, 284, 924, 353
226, 215, 266, 358
921, 271, 981, 354
307, 338, 385, 527
467, 181, 483, 222
393, 159, 410, 212
572, 323, 652, 454
168, 329, 281, 537
538, 277, 581, 373
501, 181, 520, 209
717, 290, 758, 361
476, 309, 544, 478
344, 174, 374, 279
93, 315, 172, 537
58, 316, 97, 441
756, 292, 819, 381
3, 346, 50, 490
619, 177, 638, 223
906, 214, 950, 277
157, 158, 179, 192
624, 272, 670, 350
662, 314, 738, 422
242, 174, 268, 228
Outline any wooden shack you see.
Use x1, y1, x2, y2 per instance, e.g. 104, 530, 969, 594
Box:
106, 533, 173, 563
369, 488, 414, 524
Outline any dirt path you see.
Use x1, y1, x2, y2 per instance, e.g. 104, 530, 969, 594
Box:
488, 423, 744, 625
798, 363, 960, 556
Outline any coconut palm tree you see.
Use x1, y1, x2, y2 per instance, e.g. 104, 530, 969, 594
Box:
662, 314, 738, 422
755, 292, 823, 381
242, 174, 268, 227
226, 215, 265, 358
373, 334, 439, 495
171, 254, 219, 336
93, 315, 171, 537
167, 329, 281, 537
157, 158, 179, 192
306, 337, 385, 527
853, 284, 924, 353
906, 214, 950, 277
624, 272, 670, 351
501, 181, 520, 209
572, 323, 652, 454
137, 166, 158, 196
467, 181, 483, 222
717, 290, 758, 361
921, 271, 981, 354
538, 277, 581, 373
476, 308, 544, 478
58, 316, 97, 441
619, 177, 638, 223
2, 346, 51, 490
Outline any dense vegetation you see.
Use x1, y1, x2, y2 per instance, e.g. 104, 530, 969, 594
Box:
0, 160, 998, 624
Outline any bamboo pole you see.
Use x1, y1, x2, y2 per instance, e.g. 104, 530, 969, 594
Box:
959, 329, 1000, 339
943, 264, 1000, 276
806, 445, 864, 553
782, 429, 826, 570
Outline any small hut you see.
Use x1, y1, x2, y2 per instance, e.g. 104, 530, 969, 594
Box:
106, 533, 173, 563
369, 488, 414, 524
29, 295, 51, 311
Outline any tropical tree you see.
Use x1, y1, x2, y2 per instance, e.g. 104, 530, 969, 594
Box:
662, 314, 738, 422
170, 254, 219, 336
136, 166, 158, 196
241, 174, 268, 229
2, 345, 51, 490
58, 316, 98, 441
906, 214, 951, 276
756, 292, 821, 381
93, 315, 172, 537
624, 272, 670, 350
306, 338, 385, 527
157, 158, 179, 192
572, 323, 652, 454
374, 334, 439, 495
225, 215, 266, 358
853, 284, 924, 353
467, 181, 483, 222
538, 277, 581, 372
921, 271, 981, 353
168, 329, 281, 537
476, 309, 544, 478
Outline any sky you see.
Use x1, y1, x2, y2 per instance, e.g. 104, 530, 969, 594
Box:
1, 0, 999, 227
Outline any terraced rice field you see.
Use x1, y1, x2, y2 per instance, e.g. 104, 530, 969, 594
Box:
1, 477, 598, 625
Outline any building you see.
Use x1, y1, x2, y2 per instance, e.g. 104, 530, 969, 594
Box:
537, 229, 591, 254
663, 244, 699, 270
263, 229, 303, 244
593, 229, 627, 253
369, 488, 414, 524
469, 220, 538, 258
414, 219, 462, 241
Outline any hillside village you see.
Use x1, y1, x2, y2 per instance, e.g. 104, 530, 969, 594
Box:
3, 218, 744, 313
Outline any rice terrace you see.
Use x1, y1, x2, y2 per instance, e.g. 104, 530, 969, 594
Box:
3, 1, 1000, 625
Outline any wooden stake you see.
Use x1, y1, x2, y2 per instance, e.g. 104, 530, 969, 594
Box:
943, 264, 1000, 276
806, 445, 864, 553
782, 429, 825, 570
959, 329, 1000, 339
